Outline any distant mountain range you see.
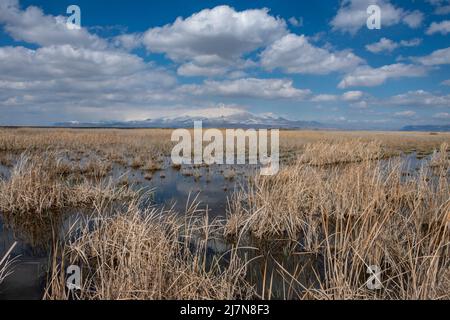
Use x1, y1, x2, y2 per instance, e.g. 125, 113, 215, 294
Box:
400, 124, 450, 132
55, 110, 327, 129
54, 108, 450, 132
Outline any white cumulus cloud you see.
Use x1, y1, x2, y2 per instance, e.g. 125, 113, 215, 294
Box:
143, 5, 287, 77
179, 78, 311, 99
331, 0, 423, 34
433, 112, 450, 119
413, 47, 450, 66
0, 0, 107, 49
342, 91, 364, 101
338, 63, 427, 88
261, 34, 364, 74
426, 20, 450, 35
365, 37, 422, 53
387, 90, 450, 107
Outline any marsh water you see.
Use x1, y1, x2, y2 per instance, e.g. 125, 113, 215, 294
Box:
0, 153, 439, 299
0, 157, 257, 299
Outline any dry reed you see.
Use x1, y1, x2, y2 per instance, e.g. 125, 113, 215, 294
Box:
1, 129, 449, 300
0, 242, 18, 286
45, 201, 254, 300
225, 142, 450, 299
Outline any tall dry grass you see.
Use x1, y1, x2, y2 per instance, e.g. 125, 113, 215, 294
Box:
225, 142, 450, 299
279, 130, 450, 158
0, 242, 18, 286
45, 201, 254, 300
299, 139, 384, 166
1, 128, 448, 168
0, 152, 136, 246
0, 153, 70, 216
1, 129, 449, 300
0, 129, 173, 167
430, 142, 449, 169
0, 258, 12, 285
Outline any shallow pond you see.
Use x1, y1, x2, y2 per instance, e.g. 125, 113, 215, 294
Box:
0, 158, 257, 299
0, 153, 444, 299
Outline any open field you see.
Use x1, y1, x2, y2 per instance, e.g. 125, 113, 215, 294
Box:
0, 128, 449, 300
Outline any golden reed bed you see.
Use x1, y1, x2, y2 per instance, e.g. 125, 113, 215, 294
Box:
0, 128, 448, 300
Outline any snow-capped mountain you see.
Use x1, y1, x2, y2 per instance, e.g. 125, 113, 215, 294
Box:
55, 108, 325, 129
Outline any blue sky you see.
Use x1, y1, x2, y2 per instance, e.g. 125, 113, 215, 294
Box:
0, 0, 449, 129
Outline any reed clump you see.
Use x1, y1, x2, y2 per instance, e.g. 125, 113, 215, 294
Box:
0, 153, 134, 215
0, 242, 18, 286
77, 159, 112, 179
299, 139, 384, 166
225, 142, 450, 299
0, 153, 70, 217
0, 262, 9, 285
0, 152, 137, 246
45, 203, 254, 300
430, 142, 449, 170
